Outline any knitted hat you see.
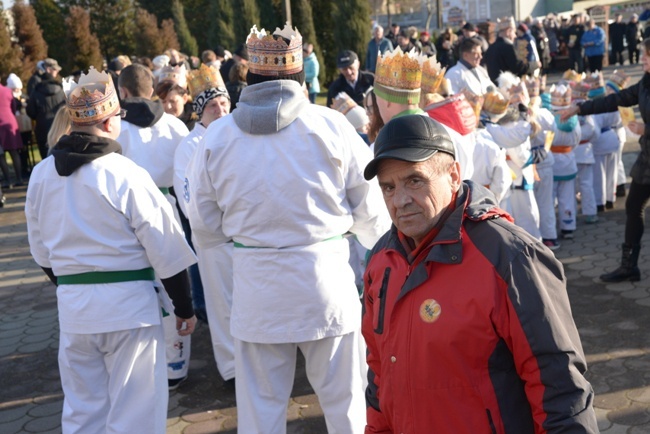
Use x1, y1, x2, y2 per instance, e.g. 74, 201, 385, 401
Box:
246, 23, 303, 76
188, 64, 229, 116
6, 73, 22, 90
62, 66, 121, 126
374, 47, 426, 105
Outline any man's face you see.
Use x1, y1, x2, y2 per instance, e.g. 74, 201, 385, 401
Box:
504, 27, 516, 41
201, 95, 230, 126
462, 29, 476, 38
397, 35, 409, 48
377, 157, 460, 245
420, 34, 430, 42
462, 46, 482, 68
47, 67, 59, 78
374, 27, 383, 40
339, 60, 359, 83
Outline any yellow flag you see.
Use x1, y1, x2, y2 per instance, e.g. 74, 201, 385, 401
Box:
618, 106, 636, 126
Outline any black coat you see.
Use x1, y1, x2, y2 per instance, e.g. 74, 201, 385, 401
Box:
483, 37, 528, 84
579, 73, 650, 184
626, 22, 642, 48
609, 22, 626, 50
26, 76, 66, 146
326, 70, 374, 108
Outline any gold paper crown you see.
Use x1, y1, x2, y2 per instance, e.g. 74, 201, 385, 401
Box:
62, 66, 120, 126
550, 84, 572, 108
332, 92, 358, 115
583, 71, 604, 88
421, 57, 446, 95
461, 88, 485, 120
158, 64, 188, 88
246, 23, 303, 76
570, 81, 591, 101
482, 89, 509, 115
608, 69, 629, 89
374, 47, 426, 105
187, 64, 225, 99
562, 69, 583, 83
523, 75, 540, 97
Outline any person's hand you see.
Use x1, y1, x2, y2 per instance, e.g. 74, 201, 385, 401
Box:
628, 120, 645, 136
559, 105, 580, 122
176, 315, 197, 336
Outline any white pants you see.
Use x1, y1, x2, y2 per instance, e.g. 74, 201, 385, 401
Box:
59, 326, 167, 434
554, 179, 577, 231
616, 143, 627, 186
576, 163, 597, 216
594, 152, 617, 205
534, 164, 557, 240
235, 332, 366, 434
196, 242, 235, 380
510, 189, 542, 240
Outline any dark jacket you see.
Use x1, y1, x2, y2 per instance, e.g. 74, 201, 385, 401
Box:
579, 73, 650, 184
483, 36, 528, 84
362, 181, 598, 434
566, 24, 585, 52
326, 70, 374, 108
226, 80, 247, 112
609, 22, 626, 50
26, 75, 66, 146
626, 21, 642, 48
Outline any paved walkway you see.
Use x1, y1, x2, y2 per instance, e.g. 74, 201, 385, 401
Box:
2, 64, 650, 433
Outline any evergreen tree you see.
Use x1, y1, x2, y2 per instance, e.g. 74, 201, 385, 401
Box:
291, 0, 325, 84
32, 0, 68, 73
312, 0, 338, 85
65, 6, 103, 72
232, 0, 260, 46
256, 0, 281, 30
12, 0, 48, 82
159, 19, 181, 52
332, 0, 370, 76
182, 0, 211, 51
137, 0, 172, 21
134, 8, 164, 58
207, 0, 235, 51
171, 0, 198, 56
0, 11, 24, 82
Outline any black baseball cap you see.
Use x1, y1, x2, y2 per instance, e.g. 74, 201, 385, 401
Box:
337, 50, 358, 68
364, 115, 455, 180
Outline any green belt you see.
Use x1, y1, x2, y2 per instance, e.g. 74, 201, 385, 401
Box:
159, 187, 170, 195
234, 234, 343, 249
57, 267, 155, 285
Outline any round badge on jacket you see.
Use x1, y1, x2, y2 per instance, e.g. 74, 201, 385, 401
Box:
419, 299, 442, 323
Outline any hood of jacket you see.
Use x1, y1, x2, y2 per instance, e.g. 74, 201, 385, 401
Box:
121, 97, 164, 128
51, 132, 122, 176
34, 75, 63, 97
231, 80, 309, 135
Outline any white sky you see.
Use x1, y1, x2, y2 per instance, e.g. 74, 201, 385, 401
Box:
3, 0, 13, 9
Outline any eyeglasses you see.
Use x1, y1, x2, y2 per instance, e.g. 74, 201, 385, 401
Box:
115, 108, 127, 119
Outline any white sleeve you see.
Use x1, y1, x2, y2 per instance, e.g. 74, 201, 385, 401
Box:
173, 138, 194, 218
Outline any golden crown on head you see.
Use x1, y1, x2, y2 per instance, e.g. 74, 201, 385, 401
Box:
461, 88, 485, 119
522, 75, 540, 97
420, 57, 446, 95
550, 84, 572, 108
569, 81, 591, 101
608, 69, 629, 89
332, 92, 358, 115
375, 47, 426, 91
187, 64, 225, 100
62, 66, 120, 126
246, 23, 303, 76
583, 71, 604, 88
158, 64, 188, 88
562, 69, 583, 83
482, 88, 509, 115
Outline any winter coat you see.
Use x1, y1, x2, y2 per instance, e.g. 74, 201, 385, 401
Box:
26, 75, 66, 146
484, 37, 528, 83
579, 72, 650, 184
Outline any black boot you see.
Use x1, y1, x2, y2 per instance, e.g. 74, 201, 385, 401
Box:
616, 184, 627, 198
600, 244, 641, 282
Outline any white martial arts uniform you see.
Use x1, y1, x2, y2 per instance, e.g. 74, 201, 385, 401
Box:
487, 120, 542, 239
532, 107, 558, 241
118, 105, 192, 382
174, 121, 236, 381
26, 147, 196, 434
575, 115, 598, 216
185, 80, 390, 434
615, 121, 627, 187
592, 112, 621, 206
551, 116, 581, 232
471, 128, 512, 203
445, 61, 493, 96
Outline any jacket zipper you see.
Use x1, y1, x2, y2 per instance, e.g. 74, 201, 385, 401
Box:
374, 267, 391, 334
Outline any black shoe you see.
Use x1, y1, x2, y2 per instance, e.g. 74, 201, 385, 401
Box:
605, 201, 614, 210
597, 205, 605, 213
600, 244, 641, 282
616, 184, 627, 198
168, 376, 187, 391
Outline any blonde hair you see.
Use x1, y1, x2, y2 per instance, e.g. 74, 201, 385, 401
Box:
47, 106, 72, 152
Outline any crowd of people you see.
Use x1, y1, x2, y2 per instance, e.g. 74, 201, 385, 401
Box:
11, 9, 650, 434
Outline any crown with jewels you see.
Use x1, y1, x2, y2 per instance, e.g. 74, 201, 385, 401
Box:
246, 23, 303, 76
157, 63, 188, 88
187, 64, 225, 100
608, 69, 629, 89
420, 57, 446, 95
522, 75, 540, 97
562, 69, 584, 83
569, 81, 591, 102
482, 88, 509, 115
461, 88, 485, 120
374, 47, 426, 105
332, 92, 357, 115
583, 71, 604, 88
62, 66, 120, 126
550, 84, 572, 109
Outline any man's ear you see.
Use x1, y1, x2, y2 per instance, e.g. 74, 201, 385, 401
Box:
146, 86, 154, 99
118, 86, 128, 100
